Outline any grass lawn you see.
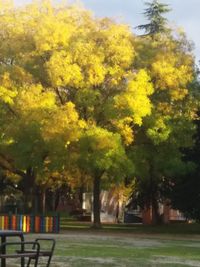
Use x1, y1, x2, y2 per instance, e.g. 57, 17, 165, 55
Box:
6, 223, 200, 267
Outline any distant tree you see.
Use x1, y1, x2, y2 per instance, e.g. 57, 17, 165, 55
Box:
137, 0, 171, 35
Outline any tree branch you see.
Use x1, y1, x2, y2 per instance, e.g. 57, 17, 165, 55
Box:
0, 154, 26, 178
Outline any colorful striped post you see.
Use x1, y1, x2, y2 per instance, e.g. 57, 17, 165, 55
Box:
12, 215, 17, 230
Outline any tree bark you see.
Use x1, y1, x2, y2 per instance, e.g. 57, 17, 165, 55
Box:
41, 189, 46, 214
92, 174, 101, 228
79, 185, 84, 209
142, 205, 152, 225
148, 161, 160, 225
52, 191, 56, 212
21, 168, 36, 213
151, 197, 160, 224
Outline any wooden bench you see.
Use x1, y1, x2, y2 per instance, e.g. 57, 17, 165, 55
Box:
0, 241, 40, 267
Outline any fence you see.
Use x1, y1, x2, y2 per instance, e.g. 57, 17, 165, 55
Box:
0, 214, 60, 233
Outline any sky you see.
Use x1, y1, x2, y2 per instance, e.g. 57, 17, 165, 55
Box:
15, 0, 200, 62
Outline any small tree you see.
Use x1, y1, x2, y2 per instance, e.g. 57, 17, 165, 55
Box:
137, 0, 171, 36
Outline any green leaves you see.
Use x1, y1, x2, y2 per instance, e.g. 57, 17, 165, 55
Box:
78, 127, 133, 179
137, 0, 171, 35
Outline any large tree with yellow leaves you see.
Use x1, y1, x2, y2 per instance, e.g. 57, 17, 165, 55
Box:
0, 1, 154, 224
0, 0, 197, 226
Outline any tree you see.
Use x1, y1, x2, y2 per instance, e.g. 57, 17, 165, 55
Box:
168, 78, 200, 221
0, 1, 154, 224
0, 1, 86, 212
0, 0, 196, 227
130, 5, 197, 223
137, 0, 171, 36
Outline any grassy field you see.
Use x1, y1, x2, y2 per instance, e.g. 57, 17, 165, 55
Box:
60, 219, 200, 235
6, 222, 200, 267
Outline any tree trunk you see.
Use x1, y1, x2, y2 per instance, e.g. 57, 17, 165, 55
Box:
151, 197, 160, 224
79, 185, 84, 209
92, 174, 101, 228
41, 189, 46, 214
22, 168, 36, 213
33, 191, 39, 214
52, 192, 56, 212
163, 200, 170, 224
142, 205, 152, 225
148, 161, 160, 224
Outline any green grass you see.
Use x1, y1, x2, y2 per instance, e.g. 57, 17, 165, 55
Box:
52, 230, 200, 267
60, 217, 200, 235
6, 222, 200, 267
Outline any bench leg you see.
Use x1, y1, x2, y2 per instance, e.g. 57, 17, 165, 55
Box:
46, 254, 53, 267
27, 257, 39, 267
1, 236, 6, 267
20, 234, 25, 267
34, 256, 39, 267
27, 258, 31, 267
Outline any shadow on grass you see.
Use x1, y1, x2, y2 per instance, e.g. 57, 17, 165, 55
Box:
60, 220, 200, 235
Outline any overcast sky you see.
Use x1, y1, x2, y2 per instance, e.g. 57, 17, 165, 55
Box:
15, 0, 200, 62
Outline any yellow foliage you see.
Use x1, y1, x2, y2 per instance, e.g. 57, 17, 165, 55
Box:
0, 0, 13, 10
34, 15, 72, 53
0, 0, 196, 195
0, 86, 16, 104
16, 84, 56, 113
42, 102, 85, 142
113, 119, 134, 145
152, 57, 192, 100
46, 51, 83, 87
0, 73, 17, 104
114, 70, 153, 123
112, 70, 153, 144
101, 23, 135, 68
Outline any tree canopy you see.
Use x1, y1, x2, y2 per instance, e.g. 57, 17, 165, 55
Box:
0, 0, 153, 224
0, 0, 198, 225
